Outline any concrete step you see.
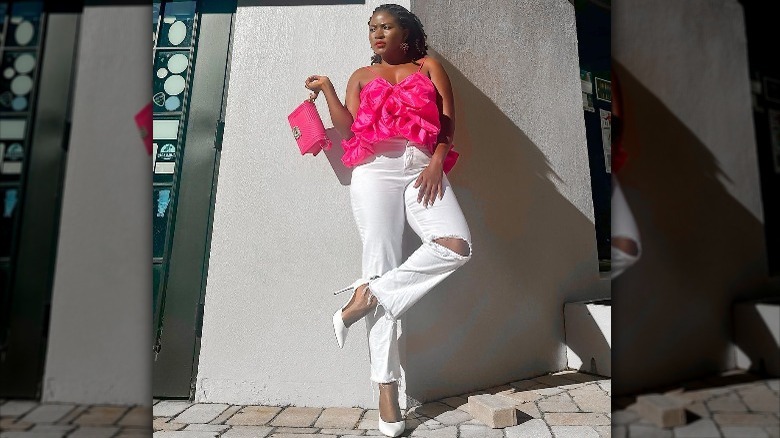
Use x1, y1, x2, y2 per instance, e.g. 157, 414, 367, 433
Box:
734, 298, 779, 376
564, 299, 611, 377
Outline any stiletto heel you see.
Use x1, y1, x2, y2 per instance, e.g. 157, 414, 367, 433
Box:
332, 278, 375, 348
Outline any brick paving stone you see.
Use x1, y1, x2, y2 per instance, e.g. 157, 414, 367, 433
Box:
114, 429, 153, 438
68, 426, 121, 438
429, 408, 471, 426
413, 402, 451, 420
420, 417, 444, 429
341, 436, 367, 438
458, 423, 502, 438
219, 426, 273, 437
714, 412, 778, 427
226, 406, 282, 426
174, 404, 229, 424
153, 417, 185, 431
627, 424, 672, 438
505, 419, 552, 438
568, 384, 602, 396
673, 419, 721, 437
766, 426, 780, 438
320, 429, 365, 435
438, 397, 468, 410
152, 401, 191, 418
721, 426, 770, 437
572, 392, 611, 413
356, 418, 377, 429
544, 413, 610, 426
74, 406, 129, 426
183, 424, 230, 432
21, 404, 76, 424
29, 424, 77, 433
597, 381, 611, 393
1, 400, 39, 417
537, 396, 579, 413
685, 401, 710, 419
118, 406, 151, 427
56, 405, 89, 425
409, 425, 457, 437
313, 407, 363, 429
550, 425, 600, 437
592, 425, 610, 437
500, 391, 543, 404
706, 394, 748, 412
267, 435, 336, 438
0, 432, 66, 438
153, 432, 218, 438
535, 387, 565, 396
516, 402, 542, 419
272, 427, 319, 433
209, 405, 241, 424
269, 407, 323, 428
742, 389, 780, 413
0, 417, 33, 431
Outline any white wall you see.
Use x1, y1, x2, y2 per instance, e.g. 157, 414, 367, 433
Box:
612, 0, 770, 395
196, 1, 407, 408
406, 0, 604, 403
196, 0, 604, 407
42, 6, 151, 405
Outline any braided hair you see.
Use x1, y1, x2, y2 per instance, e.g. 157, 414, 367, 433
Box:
370, 4, 429, 64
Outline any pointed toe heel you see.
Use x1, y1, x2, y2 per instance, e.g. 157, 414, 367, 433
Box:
378, 418, 405, 437
332, 308, 348, 349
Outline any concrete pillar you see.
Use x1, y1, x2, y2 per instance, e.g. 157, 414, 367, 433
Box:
42, 5, 151, 405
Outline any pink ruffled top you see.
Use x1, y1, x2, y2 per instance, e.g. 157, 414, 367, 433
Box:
341, 63, 459, 173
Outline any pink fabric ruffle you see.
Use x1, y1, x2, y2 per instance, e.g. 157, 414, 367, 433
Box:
342, 72, 459, 174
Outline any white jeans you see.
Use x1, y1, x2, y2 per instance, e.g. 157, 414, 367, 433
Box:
350, 137, 472, 383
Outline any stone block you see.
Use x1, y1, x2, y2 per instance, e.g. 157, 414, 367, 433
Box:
635, 394, 688, 428
466, 394, 516, 428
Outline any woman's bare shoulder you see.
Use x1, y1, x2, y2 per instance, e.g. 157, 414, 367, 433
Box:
346, 66, 377, 88
420, 56, 445, 74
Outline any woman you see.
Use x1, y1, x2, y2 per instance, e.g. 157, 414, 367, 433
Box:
304, 4, 471, 437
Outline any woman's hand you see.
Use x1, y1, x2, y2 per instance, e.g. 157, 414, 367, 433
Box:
305, 75, 331, 101
414, 160, 444, 207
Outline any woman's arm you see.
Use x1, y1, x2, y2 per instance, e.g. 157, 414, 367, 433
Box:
413, 57, 455, 206
305, 70, 362, 140
427, 57, 455, 166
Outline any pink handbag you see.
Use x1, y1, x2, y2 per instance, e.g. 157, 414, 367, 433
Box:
287, 98, 332, 156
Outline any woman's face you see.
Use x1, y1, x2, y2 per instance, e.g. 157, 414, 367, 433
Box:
368, 11, 409, 57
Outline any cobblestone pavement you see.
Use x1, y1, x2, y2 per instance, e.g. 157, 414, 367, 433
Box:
613, 371, 779, 438
148, 370, 611, 437
0, 402, 151, 437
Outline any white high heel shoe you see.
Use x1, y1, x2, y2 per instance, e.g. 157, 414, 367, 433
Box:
378, 417, 405, 437
332, 278, 374, 348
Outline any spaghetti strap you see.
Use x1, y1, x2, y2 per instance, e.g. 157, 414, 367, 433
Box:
416, 58, 426, 71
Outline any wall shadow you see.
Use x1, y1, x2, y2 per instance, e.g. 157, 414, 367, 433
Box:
564, 300, 612, 377
612, 61, 774, 396
399, 55, 605, 403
